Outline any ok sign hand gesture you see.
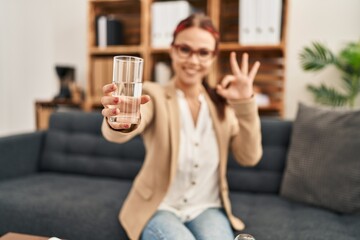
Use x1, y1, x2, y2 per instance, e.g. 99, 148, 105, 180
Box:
216, 52, 260, 101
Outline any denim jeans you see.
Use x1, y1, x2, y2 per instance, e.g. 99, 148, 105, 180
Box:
141, 208, 234, 240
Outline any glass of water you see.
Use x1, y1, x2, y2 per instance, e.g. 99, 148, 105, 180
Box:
109, 55, 144, 124
234, 234, 256, 240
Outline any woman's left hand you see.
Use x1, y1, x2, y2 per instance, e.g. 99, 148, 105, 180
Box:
216, 52, 260, 101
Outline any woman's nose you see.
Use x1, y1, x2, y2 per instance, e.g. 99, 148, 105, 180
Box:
187, 52, 201, 64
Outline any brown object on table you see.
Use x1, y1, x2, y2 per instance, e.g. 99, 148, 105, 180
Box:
0, 232, 50, 240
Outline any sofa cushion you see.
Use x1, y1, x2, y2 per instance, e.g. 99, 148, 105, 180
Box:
40, 111, 145, 180
227, 119, 292, 194
231, 192, 360, 240
280, 103, 360, 213
0, 173, 132, 240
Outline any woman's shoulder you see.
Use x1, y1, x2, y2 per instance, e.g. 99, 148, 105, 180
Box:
143, 81, 174, 100
143, 82, 165, 94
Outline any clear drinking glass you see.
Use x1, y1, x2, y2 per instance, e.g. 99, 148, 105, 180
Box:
109, 55, 144, 124
234, 234, 256, 240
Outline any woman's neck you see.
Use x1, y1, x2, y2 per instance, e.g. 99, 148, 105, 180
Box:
174, 78, 202, 100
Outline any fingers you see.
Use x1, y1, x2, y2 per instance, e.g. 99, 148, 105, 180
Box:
216, 84, 227, 98
220, 75, 236, 88
102, 107, 119, 118
241, 52, 249, 75
103, 83, 117, 96
102, 107, 132, 130
140, 95, 151, 104
108, 121, 132, 130
101, 96, 120, 107
249, 61, 261, 81
230, 52, 242, 77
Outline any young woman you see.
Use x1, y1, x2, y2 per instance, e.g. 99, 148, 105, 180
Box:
101, 13, 262, 240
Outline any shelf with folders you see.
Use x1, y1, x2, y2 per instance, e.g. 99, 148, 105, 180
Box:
216, 0, 287, 116
86, 0, 288, 117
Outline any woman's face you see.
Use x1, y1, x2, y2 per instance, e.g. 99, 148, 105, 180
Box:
170, 26, 216, 87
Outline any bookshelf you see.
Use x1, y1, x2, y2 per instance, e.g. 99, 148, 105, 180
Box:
86, 0, 288, 117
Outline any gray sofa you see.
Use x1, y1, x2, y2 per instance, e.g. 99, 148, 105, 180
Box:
0, 111, 359, 240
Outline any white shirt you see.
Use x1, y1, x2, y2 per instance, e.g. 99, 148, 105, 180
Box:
158, 90, 221, 222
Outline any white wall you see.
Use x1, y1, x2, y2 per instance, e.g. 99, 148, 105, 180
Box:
285, 0, 360, 118
0, 0, 87, 136
0, 0, 359, 136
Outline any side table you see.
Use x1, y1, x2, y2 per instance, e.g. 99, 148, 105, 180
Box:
0, 232, 50, 240
35, 99, 82, 130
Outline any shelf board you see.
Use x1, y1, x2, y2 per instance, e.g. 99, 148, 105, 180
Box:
150, 44, 283, 54
90, 45, 143, 55
219, 43, 283, 52
151, 47, 171, 54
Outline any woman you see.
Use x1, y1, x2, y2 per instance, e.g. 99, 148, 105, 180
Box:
101, 13, 262, 240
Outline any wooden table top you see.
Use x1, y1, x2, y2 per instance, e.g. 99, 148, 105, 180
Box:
0, 233, 52, 240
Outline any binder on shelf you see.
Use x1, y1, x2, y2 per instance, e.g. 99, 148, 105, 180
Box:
239, 0, 256, 45
239, 0, 282, 45
264, 0, 282, 45
96, 15, 124, 47
154, 62, 172, 85
151, 1, 192, 48
254, 0, 267, 44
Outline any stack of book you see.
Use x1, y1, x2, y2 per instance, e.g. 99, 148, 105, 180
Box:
239, 0, 283, 45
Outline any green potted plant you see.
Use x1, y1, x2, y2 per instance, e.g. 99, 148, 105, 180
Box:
299, 40, 360, 108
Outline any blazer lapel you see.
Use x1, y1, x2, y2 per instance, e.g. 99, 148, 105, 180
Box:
164, 81, 180, 184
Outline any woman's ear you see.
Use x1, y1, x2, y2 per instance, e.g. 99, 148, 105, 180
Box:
169, 46, 175, 59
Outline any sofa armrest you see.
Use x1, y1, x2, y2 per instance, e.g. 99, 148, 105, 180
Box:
0, 131, 45, 181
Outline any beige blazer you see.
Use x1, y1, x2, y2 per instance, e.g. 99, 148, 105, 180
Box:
102, 81, 262, 240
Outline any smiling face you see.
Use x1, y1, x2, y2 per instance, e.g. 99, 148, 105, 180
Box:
170, 26, 216, 88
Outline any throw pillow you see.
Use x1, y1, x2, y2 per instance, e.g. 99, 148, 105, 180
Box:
280, 103, 360, 213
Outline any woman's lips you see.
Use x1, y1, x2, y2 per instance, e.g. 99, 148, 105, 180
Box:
183, 67, 198, 76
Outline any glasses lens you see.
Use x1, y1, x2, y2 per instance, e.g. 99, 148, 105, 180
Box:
198, 49, 212, 60
174, 44, 214, 61
178, 45, 192, 58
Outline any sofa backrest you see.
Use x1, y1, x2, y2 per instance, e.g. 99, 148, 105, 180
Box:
41, 111, 293, 194
227, 118, 292, 194
40, 111, 145, 180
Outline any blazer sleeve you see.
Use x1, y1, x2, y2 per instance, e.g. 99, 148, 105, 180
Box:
101, 92, 154, 144
228, 96, 263, 166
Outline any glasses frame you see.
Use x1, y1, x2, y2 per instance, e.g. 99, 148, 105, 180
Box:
172, 44, 216, 62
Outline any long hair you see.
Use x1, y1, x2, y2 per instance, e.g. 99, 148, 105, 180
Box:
171, 13, 227, 120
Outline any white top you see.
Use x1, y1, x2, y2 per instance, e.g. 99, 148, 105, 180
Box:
158, 90, 221, 222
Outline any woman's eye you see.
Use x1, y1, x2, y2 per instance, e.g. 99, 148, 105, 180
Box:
179, 46, 191, 54
199, 50, 210, 57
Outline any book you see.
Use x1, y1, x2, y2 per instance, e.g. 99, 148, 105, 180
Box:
264, 0, 282, 45
239, 0, 282, 45
239, 0, 256, 45
96, 15, 124, 47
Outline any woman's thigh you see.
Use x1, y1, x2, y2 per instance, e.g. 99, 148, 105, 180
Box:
185, 208, 234, 240
141, 210, 196, 240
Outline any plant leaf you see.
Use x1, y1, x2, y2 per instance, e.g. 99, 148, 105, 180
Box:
300, 42, 336, 71
307, 84, 348, 106
339, 40, 360, 76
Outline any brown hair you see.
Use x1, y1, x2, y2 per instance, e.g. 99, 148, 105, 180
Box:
171, 13, 227, 120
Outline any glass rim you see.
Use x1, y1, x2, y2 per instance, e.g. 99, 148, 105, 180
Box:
113, 55, 143, 63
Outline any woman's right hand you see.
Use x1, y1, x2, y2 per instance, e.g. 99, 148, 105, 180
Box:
101, 83, 151, 130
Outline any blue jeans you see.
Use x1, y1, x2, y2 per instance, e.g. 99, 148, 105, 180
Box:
141, 208, 234, 240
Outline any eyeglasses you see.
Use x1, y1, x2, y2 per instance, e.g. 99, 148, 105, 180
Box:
172, 44, 215, 62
